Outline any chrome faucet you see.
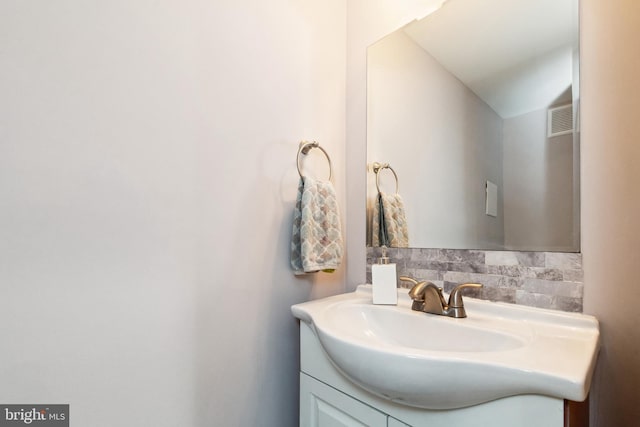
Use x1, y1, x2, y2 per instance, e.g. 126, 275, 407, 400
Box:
399, 276, 483, 318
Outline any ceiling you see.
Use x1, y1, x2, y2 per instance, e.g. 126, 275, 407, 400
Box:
403, 0, 578, 118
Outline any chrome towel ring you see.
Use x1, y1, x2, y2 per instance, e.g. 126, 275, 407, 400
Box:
372, 162, 399, 194
297, 141, 333, 181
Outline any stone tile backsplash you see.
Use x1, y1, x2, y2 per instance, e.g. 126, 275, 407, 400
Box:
366, 247, 584, 312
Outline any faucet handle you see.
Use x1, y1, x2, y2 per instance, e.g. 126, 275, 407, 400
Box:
448, 283, 483, 308
400, 276, 447, 313
399, 276, 420, 286
399, 276, 428, 301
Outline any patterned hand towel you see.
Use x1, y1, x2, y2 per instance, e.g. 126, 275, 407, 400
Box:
291, 177, 343, 275
371, 191, 409, 248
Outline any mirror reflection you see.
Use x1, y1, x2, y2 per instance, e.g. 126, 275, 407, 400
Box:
366, 0, 580, 252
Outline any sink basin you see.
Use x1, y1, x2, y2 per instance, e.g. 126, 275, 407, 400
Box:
326, 303, 528, 353
291, 285, 600, 410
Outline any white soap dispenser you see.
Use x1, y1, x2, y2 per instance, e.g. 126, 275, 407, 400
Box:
371, 246, 398, 305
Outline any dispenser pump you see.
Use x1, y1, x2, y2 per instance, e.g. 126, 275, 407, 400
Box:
378, 246, 390, 264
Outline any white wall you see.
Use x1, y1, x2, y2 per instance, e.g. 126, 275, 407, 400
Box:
367, 30, 504, 249
581, 0, 640, 425
503, 109, 575, 251
0, 1, 346, 426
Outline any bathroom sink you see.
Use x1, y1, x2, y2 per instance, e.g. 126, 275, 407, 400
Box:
291, 285, 600, 410
325, 303, 528, 353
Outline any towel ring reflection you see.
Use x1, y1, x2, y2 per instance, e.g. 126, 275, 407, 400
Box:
372, 162, 399, 194
297, 141, 332, 181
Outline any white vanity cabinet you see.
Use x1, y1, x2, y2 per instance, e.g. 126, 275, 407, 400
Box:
301, 373, 387, 427
301, 372, 413, 427
298, 322, 567, 427
387, 418, 411, 427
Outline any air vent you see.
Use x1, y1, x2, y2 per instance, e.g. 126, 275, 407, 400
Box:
547, 104, 573, 137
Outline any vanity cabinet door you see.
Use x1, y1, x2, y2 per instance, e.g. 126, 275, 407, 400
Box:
300, 373, 388, 427
388, 417, 411, 427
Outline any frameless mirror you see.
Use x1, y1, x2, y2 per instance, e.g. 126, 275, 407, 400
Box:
366, 0, 580, 252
